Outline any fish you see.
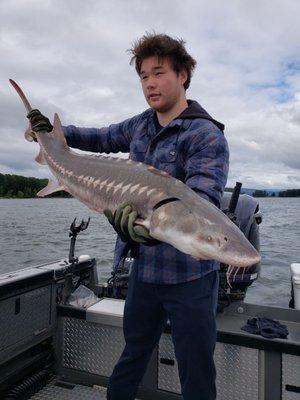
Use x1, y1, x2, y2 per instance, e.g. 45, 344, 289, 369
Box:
10, 79, 261, 268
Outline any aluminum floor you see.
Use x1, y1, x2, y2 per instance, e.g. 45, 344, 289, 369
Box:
30, 378, 140, 399
30, 379, 108, 399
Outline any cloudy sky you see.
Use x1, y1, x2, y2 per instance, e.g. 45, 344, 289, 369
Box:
1, 0, 299, 189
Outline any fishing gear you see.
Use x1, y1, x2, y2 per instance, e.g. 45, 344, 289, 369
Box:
68, 217, 90, 264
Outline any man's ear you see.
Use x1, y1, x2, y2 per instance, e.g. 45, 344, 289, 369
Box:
179, 69, 188, 87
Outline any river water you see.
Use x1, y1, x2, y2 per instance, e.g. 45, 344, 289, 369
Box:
0, 197, 299, 308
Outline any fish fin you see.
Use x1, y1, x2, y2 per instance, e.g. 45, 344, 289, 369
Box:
50, 113, 68, 147
148, 166, 170, 177
37, 179, 65, 197
35, 149, 47, 165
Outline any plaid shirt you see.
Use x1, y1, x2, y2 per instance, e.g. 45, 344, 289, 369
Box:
64, 100, 229, 284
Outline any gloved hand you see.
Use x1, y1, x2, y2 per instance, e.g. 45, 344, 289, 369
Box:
26, 109, 53, 141
104, 204, 159, 245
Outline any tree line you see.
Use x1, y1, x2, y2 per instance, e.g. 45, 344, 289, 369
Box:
0, 173, 71, 198
252, 189, 300, 197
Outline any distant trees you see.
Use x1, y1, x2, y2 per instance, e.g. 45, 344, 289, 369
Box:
0, 174, 71, 198
252, 190, 268, 197
252, 189, 300, 197
278, 189, 300, 197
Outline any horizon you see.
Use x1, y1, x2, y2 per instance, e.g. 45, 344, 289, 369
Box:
1, 171, 299, 193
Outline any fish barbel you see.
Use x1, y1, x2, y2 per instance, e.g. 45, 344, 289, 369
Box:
10, 79, 260, 267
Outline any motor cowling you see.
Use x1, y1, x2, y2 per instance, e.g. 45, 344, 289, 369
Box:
218, 192, 262, 311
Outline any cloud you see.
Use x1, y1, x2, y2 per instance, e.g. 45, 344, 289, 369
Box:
1, 0, 300, 189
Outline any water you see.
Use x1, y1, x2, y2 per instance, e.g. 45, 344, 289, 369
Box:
0, 197, 299, 308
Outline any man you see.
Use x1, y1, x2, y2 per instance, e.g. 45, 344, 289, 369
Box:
28, 33, 229, 400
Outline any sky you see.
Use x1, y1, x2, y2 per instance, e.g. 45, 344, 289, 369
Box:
1, 0, 300, 190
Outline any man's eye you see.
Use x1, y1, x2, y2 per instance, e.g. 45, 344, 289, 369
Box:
141, 76, 147, 80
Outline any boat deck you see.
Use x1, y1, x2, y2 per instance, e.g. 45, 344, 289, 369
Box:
30, 377, 121, 400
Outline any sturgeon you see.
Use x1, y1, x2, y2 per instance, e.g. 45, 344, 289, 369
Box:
10, 79, 260, 267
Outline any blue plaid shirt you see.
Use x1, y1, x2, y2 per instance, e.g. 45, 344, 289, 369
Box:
64, 100, 229, 284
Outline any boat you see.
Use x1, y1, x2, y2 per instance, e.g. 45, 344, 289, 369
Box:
0, 186, 299, 400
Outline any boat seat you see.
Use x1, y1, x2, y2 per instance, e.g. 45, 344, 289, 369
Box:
86, 297, 125, 326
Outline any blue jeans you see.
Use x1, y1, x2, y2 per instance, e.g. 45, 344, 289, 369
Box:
107, 265, 219, 400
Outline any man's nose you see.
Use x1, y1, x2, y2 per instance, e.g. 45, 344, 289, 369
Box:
146, 76, 156, 89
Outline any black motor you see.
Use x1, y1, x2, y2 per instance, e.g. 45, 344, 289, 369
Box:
218, 183, 262, 311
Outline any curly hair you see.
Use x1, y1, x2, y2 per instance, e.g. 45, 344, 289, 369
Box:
129, 32, 196, 90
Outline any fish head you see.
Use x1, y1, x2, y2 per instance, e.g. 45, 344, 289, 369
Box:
149, 199, 261, 267
208, 218, 261, 267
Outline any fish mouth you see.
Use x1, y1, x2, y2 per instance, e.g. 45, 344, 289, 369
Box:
193, 249, 261, 267
215, 244, 261, 267
220, 252, 261, 268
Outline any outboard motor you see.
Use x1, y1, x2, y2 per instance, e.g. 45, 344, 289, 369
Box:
218, 182, 262, 311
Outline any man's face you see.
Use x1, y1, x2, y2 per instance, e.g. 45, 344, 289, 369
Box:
139, 56, 187, 113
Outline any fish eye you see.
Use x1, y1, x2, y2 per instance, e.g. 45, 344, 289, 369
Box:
207, 235, 212, 241
224, 236, 228, 242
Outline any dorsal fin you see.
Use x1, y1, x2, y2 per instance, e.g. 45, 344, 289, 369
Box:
51, 113, 68, 147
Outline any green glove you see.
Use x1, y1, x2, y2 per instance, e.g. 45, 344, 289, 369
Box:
27, 109, 53, 135
104, 204, 158, 245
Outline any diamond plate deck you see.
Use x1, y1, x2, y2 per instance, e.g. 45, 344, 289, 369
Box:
62, 317, 125, 377
0, 285, 51, 351
29, 379, 140, 400
282, 353, 300, 400
30, 380, 107, 399
158, 333, 259, 399
158, 333, 181, 393
215, 342, 259, 400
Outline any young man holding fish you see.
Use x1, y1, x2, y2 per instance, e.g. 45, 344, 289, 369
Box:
27, 33, 229, 400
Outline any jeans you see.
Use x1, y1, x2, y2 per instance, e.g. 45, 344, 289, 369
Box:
107, 265, 219, 400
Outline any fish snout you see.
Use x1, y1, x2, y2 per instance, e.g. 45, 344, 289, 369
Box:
222, 233, 261, 267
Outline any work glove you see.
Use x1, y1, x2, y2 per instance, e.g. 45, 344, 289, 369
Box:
104, 204, 159, 245
26, 109, 53, 141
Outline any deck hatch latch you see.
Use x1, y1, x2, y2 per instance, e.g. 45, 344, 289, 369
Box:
14, 298, 20, 315
160, 357, 175, 366
286, 385, 300, 393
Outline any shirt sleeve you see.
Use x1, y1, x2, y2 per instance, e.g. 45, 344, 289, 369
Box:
63, 114, 142, 154
184, 127, 229, 208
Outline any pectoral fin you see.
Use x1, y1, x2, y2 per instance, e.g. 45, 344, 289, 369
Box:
148, 166, 170, 177
35, 149, 47, 165
37, 179, 65, 197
